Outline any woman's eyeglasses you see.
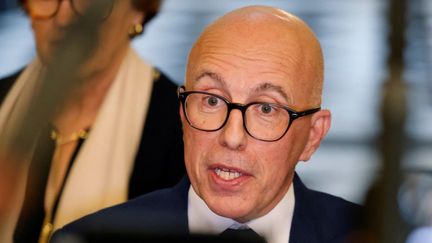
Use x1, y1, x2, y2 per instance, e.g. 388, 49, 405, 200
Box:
23, 0, 114, 20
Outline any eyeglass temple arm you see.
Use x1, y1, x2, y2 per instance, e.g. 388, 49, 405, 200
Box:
292, 107, 321, 119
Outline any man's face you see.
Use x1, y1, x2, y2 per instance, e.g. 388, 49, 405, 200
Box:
182, 19, 319, 222
30, 0, 141, 77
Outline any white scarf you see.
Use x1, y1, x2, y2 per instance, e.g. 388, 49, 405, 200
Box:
0, 48, 154, 240
0, 58, 45, 243
53, 48, 154, 228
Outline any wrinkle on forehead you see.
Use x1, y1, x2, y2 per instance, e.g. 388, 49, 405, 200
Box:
193, 71, 293, 104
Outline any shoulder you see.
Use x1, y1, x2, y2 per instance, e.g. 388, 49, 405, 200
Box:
151, 69, 179, 98
303, 186, 361, 222
291, 174, 362, 243
0, 69, 23, 105
0, 69, 22, 85
145, 68, 181, 128
293, 172, 361, 215
53, 177, 190, 239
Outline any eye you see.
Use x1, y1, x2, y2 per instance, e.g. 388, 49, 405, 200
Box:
260, 103, 273, 114
206, 96, 219, 107
252, 103, 283, 119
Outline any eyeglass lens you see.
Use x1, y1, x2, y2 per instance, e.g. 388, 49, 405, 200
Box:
26, 0, 113, 19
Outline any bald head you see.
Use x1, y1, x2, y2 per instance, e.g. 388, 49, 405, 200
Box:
187, 6, 324, 108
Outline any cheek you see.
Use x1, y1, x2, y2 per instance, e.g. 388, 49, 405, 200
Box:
102, 4, 134, 43
183, 127, 220, 170
183, 128, 206, 173
258, 139, 297, 181
31, 20, 42, 38
183, 127, 215, 197
32, 22, 53, 63
99, 20, 128, 43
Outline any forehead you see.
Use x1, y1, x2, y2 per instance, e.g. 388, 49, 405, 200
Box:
194, 19, 304, 70
187, 24, 306, 104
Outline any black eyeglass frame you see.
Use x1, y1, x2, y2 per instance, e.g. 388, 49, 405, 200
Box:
23, 0, 114, 20
177, 86, 321, 142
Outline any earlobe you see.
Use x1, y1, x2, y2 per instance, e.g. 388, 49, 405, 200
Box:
128, 11, 146, 38
298, 110, 331, 161
128, 23, 143, 37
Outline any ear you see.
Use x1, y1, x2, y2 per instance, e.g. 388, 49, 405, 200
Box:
298, 109, 331, 161
130, 3, 146, 26
179, 102, 186, 130
132, 12, 145, 26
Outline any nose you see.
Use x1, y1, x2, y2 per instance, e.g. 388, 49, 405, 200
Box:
53, 0, 76, 27
219, 109, 248, 150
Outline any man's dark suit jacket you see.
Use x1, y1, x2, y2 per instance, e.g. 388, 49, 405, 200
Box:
0, 69, 186, 242
52, 174, 361, 243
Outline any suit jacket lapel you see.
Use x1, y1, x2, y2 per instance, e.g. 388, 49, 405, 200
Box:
289, 173, 321, 243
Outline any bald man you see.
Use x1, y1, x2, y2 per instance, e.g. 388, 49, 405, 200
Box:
52, 6, 360, 243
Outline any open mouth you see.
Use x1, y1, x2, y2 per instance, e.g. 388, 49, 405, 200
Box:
214, 167, 243, 180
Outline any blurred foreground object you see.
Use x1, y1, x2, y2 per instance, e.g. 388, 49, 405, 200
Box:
1, 0, 185, 242
0, 1, 107, 241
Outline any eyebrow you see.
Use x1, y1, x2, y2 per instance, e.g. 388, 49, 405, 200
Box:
196, 71, 227, 87
196, 71, 225, 84
195, 71, 291, 103
254, 83, 291, 103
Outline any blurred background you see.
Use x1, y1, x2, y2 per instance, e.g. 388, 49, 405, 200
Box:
0, 0, 431, 241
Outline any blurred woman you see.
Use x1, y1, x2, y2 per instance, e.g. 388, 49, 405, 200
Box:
0, 0, 185, 242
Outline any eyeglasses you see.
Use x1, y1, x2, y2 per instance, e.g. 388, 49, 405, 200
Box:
178, 86, 321, 142
23, 0, 114, 20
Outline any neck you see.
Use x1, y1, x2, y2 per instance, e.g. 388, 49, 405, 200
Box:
53, 48, 128, 134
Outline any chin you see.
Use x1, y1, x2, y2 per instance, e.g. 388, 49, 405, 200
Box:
215, 208, 253, 223
206, 195, 254, 223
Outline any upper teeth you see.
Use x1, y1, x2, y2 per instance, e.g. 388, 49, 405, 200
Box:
215, 168, 242, 180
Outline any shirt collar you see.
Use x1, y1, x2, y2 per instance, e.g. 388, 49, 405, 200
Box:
188, 184, 295, 243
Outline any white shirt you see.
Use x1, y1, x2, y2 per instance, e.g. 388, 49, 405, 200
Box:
188, 184, 295, 243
